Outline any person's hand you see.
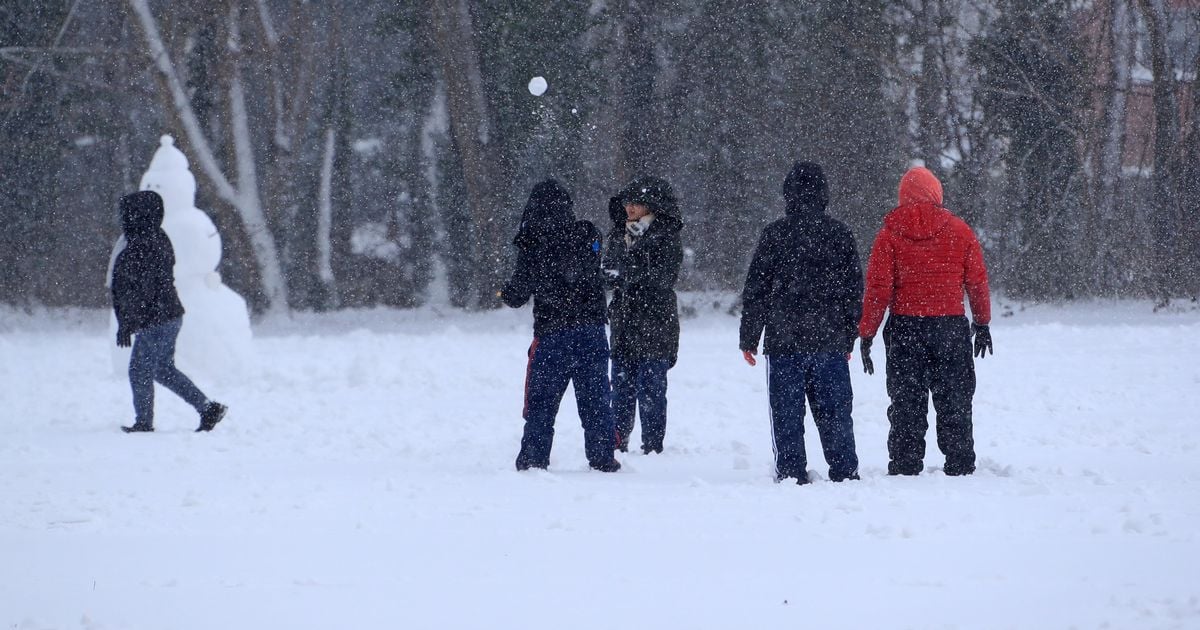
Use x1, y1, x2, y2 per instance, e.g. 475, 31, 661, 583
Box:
743, 349, 757, 367
116, 327, 132, 348
972, 323, 993, 358
860, 337, 874, 375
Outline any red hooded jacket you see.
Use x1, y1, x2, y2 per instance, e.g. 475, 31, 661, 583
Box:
859, 167, 990, 339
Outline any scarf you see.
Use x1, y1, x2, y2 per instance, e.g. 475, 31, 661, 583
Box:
624, 214, 655, 247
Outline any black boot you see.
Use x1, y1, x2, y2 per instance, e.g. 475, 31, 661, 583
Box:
196, 402, 227, 432
589, 458, 622, 473
121, 421, 153, 433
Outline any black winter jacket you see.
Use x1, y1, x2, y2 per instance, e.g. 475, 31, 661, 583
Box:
604, 176, 683, 366
501, 180, 607, 337
111, 191, 185, 335
740, 162, 862, 355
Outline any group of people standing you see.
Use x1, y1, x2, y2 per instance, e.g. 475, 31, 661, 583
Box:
500, 176, 683, 472
109, 161, 992, 484
502, 162, 993, 482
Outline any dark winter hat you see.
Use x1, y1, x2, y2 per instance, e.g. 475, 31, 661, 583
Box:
119, 190, 165, 238
514, 179, 575, 247
782, 161, 829, 214
618, 175, 681, 222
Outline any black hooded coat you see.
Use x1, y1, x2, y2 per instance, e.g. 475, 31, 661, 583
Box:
111, 190, 185, 335
500, 180, 607, 336
739, 162, 863, 355
603, 176, 683, 366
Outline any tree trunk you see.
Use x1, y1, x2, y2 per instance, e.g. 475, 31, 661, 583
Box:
317, 126, 338, 308
1136, 0, 1179, 298
915, 0, 944, 171
429, 0, 504, 309
1096, 0, 1133, 294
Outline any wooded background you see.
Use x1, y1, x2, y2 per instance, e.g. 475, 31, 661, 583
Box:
2, 0, 1198, 314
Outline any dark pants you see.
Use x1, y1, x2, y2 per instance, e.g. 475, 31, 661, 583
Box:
611, 356, 670, 451
517, 325, 616, 469
129, 318, 209, 425
766, 352, 859, 482
883, 315, 976, 476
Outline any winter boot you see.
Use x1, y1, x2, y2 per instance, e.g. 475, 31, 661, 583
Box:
121, 421, 154, 433
589, 458, 622, 473
615, 433, 629, 453
775, 472, 810, 485
641, 444, 663, 455
943, 464, 975, 477
830, 470, 861, 482
196, 402, 227, 432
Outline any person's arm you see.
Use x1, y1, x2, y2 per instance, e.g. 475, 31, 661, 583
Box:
500, 249, 535, 308
601, 228, 625, 289
840, 227, 864, 353
739, 229, 775, 356
963, 228, 991, 326
620, 229, 681, 290
859, 228, 894, 340
111, 255, 148, 346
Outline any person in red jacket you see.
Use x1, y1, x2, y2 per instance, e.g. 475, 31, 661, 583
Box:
858, 166, 992, 476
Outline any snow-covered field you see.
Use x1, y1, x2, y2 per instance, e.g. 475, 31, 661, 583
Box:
3, 298, 1199, 629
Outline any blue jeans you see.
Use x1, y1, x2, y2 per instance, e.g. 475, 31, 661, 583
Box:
611, 357, 670, 451
517, 325, 616, 468
129, 318, 209, 425
766, 352, 858, 481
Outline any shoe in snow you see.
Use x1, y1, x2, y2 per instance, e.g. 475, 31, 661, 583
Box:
641, 444, 663, 455
121, 422, 154, 433
589, 459, 621, 473
615, 434, 629, 453
196, 402, 227, 432
830, 471, 861, 482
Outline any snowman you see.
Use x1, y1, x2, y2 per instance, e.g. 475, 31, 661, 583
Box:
108, 135, 253, 381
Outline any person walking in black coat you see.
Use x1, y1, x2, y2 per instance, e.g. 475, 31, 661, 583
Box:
111, 190, 226, 433
603, 176, 683, 455
501, 179, 621, 472
740, 162, 862, 484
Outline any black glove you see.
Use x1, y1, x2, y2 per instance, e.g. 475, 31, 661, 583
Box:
972, 323, 992, 358
608, 196, 625, 225
860, 337, 874, 375
116, 327, 132, 348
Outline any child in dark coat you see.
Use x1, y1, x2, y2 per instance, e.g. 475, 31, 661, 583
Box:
602, 176, 683, 455
740, 162, 862, 484
501, 180, 621, 472
111, 190, 226, 433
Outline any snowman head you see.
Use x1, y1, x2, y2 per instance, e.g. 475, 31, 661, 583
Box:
139, 135, 197, 212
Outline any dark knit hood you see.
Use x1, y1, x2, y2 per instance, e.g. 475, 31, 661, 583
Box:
782, 161, 829, 216
120, 190, 166, 239
515, 179, 575, 248
616, 175, 682, 230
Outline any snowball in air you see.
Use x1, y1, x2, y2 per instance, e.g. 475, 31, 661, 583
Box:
528, 76, 548, 96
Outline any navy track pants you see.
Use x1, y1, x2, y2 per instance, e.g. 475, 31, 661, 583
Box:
517, 325, 616, 469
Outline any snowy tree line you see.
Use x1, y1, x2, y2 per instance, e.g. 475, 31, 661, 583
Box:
1, 0, 1197, 313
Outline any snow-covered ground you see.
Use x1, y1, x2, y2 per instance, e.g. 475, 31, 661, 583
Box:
3, 298, 1199, 629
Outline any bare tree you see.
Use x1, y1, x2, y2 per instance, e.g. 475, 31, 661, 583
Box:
126, 0, 288, 314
